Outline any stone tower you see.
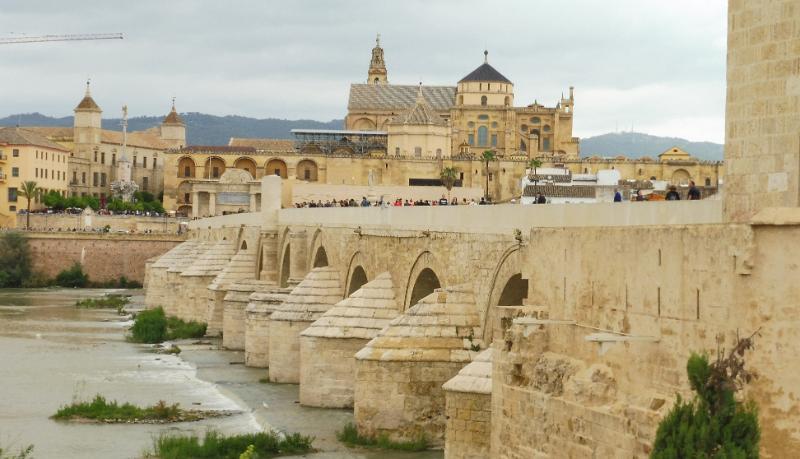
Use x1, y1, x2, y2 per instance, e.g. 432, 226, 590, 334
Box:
73, 80, 102, 147
160, 99, 186, 149
724, 0, 800, 222
367, 34, 388, 85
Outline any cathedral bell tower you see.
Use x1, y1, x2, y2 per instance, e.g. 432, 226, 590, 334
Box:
367, 34, 388, 85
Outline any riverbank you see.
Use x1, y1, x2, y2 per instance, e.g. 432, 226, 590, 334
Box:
0, 289, 442, 459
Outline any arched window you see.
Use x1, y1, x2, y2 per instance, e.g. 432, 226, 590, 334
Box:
374, 77, 379, 83
705, 177, 711, 186
520, 140, 527, 151
531, 117, 541, 123
504, 96, 510, 106
480, 95, 487, 106
543, 125, 551, 132
478, 126, 488, 146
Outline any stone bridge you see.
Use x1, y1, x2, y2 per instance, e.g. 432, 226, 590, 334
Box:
144, 176, 800, 457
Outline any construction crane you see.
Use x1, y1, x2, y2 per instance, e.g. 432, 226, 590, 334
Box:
0, 33, 123, 45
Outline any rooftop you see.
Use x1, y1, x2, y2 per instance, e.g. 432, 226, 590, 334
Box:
459, 52, 512, 84
0, 127, 70, 151
348, 84, 455, 111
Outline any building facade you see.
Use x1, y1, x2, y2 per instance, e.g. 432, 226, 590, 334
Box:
0, 127, 71, 227
24, 83, 185, 202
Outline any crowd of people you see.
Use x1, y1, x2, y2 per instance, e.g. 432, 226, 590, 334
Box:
293, 196, 494, 208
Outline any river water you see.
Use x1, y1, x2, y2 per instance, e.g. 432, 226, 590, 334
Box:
0, 289, 442, 459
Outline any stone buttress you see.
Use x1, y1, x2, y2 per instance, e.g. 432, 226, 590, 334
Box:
442, 348, 493, 459
221, 279, 272, 349
268, 267, 342, 383
164, 240, 214, 318
244, 287, 292, 368
206, 242, 257, 338
299, 272, 400, 408
179, 238, 237, 323
144, 240, 197, 312
354, 284, 483, 446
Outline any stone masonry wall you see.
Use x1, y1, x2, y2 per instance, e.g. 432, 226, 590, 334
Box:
444, 391, 491, 459
299, 336, 367, 408
355, 359, 465, 446
26, 232, 181, 283
725, 0, 800, 221
268, 320, 309, 383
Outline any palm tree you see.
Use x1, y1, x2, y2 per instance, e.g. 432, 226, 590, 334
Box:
528, 158, 543, 185
19, 181, 38, 230
440, 167, 458, 201
481, 150, 496, 201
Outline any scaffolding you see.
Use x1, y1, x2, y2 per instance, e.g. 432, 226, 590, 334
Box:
291, 129, 388, 155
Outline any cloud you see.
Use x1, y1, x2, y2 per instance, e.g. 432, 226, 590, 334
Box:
0, 0, 727, 142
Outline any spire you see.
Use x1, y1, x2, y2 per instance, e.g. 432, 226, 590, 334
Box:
163, 97, 184, 125
368, 34, 388, 85
85, 79, 91, 97
75, 79, 101, 111
484, 50, 488, 64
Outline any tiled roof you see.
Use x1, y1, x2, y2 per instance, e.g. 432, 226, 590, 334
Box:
527, 172, 572, 183
181, 238, 237, 277
163, 108, 184, 125
209, 245, 258, 291
168, 240, 215, 273
75, 95, 100, 111
355, 284, 483, 363
228, 138, 295, 151
151, 240, 198, 269
459, 62, 512, 84
388, 87, 447, 126
523, 184, 596, 198
0, 127, 70, 151
348, 84, 455, 111
21, 126, 169, 150
180, 145, 256, 153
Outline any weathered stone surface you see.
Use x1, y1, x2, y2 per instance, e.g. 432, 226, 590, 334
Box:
222, 279, 272, 350
244, 287, 292, 368
300, 272, 401, 407
443, 349, 493, 459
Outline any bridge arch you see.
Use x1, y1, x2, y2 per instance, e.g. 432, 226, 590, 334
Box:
482, 246, 527, 344
345, 251, 370, 297
277, 227, 292, 287
403, 251, 444, 310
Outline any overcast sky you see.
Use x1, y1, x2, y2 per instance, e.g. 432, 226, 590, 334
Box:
0, 0, 727, 142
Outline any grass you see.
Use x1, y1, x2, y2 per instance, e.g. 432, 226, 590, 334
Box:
148, 430, 313, 459
75, 294, 130, 313
129, 307, 207, 344
336, 422, 428, 452
52, 395, 190, 422
0, 444, 34, 459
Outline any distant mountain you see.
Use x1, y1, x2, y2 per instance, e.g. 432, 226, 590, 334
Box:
580, 132, 723, 161
0, 112, 344, 146
1, 113, 722, 160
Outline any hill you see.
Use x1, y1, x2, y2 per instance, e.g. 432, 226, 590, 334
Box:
579, 132, 723, 161
0, 113, 723, 161
0, 112, 343, 146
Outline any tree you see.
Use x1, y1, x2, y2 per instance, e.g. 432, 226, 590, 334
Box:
18, 181, 38, 230
481, 150, 496, 201
440, 167, 458, 201
652, 331, 760, 458
0, 232, 32, 287
528, 158, 543, 186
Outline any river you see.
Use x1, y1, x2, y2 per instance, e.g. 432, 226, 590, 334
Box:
0, 289, 443, 459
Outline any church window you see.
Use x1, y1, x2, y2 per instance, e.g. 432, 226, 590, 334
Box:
488, 83, 491, 90
153, 158, 157, 169
81, 172, 86, 184
531, 117, 540, 123
304, 169, 310, 180
142, 177, 149, 191
468, 134, 475, 146
374, 77, 379, 83
184, 193, 190, 203
184, 166, 191, 177
93, 172, 98, 186
143, 157, 148, 169
112, 154, 116, 165
543, 125, 551, 132
521, 124, 528, 132
479, 83, 482, 90
101, 152, 105, 164
543, 137, 551, 151
467, 121, 475, 128
94, 151, 97, 162
395, 147, 400, 156
504, 96, 510, 106
101, 173, 106, 187
212, 167, 220, 178
478, 114, 489, 120
520, 140, 527, 151
460, 172, 464, 180
480, 96, 487, 106
436, 148, 442, 158
478, 126, 488, 146
705, 177, 711, 186
491, 134, 497, 147
491, 122, 498, 128
414, 147, 422, 157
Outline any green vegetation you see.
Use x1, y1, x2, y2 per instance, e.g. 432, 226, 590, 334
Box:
130, 307, 207, 344
40, 190, 99, 211
0, 232, 32, 288
0, 444, 34, 459
652, 332, 760, 459
149, 430, 313, 459
336, 422, 428, 452
52, 395, 185, 422
439, 166, 458, 201
75, 294, 130, 313
54, 262, 89, 287
18, 181, 39, 230
106, 191, 165, 214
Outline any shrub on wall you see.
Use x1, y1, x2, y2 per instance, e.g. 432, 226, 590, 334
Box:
54, 263, 89, 288
652, 332, 760, 458
0, 232, 32, 288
